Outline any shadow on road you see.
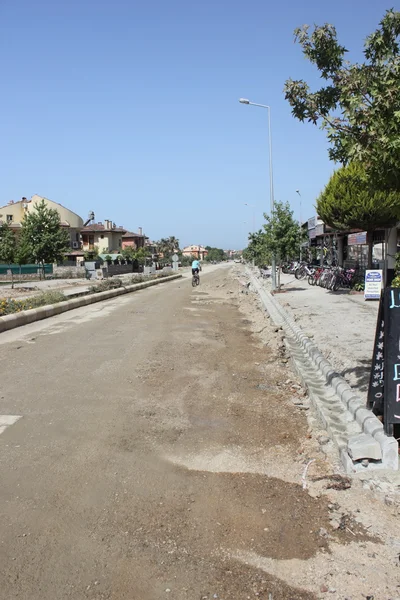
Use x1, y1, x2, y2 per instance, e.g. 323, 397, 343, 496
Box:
340, 359, 372, 393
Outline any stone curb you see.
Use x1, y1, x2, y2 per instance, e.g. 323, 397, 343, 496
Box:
0, 274, 182, 334
247, 269, 398, 470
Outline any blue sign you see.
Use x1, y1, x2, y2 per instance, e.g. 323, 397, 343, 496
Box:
364, 270, 383, 300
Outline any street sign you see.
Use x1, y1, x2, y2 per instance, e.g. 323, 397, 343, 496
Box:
367, 295, 384, 416
172, 254, 179, 262
364, 270, 383, 300
348, 231, 367, 245
384, 288, 400, 434
368, 288, 400, 435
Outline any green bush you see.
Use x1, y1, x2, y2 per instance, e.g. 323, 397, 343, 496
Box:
89, 279, 123, 293
0, 290, 67, 316
129, 275, 146, 285
391, 275, 400, 288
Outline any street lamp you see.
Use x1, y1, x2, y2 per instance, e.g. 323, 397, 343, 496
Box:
239, 98, 276, 290
295, 190, 302, 225
296, 190, 303, 262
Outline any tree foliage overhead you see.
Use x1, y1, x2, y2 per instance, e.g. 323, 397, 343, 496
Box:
316, 162, 400, 232
19, 199, 70, 265
284, 9, 400, 189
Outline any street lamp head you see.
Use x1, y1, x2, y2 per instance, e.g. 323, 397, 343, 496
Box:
239, 98, 250, 104
296, 189, 301, 195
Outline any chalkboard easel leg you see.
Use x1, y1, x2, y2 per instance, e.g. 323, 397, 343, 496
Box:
384, 422, 394, 436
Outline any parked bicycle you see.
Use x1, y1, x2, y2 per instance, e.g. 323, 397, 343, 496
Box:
329, 267, 357, 291
281, 261, 299, 274
308, 266, 324, 286
307, 265, 361, 291
295, 263, 315, 280
318, 267, 334, 289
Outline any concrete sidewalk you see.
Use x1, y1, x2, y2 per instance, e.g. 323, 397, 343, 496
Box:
273, 273, 379, 402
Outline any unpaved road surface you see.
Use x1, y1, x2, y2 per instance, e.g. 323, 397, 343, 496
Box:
0, 266, 399, 600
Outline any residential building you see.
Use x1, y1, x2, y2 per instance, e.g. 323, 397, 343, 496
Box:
0, 195, 84, 250
81, 220, 126, 254
182, 245, 208, 260
121, 227, 146, 250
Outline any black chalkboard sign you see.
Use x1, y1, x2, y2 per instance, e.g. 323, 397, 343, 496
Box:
367, 293, 384, 416
383, 288, 400, 435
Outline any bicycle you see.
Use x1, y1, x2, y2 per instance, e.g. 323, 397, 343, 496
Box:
308, 266, 323, 286
329, 267, 357, 291
295, 263, 314, 280
192, 271, 200, 287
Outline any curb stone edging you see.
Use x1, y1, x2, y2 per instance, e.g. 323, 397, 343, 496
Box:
0, 274, 182, 333
247, 268, 398, 471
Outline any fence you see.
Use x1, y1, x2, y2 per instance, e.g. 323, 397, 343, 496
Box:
0, 264, 53, 275
107, 264, 134, 277
0, 264, 53, 281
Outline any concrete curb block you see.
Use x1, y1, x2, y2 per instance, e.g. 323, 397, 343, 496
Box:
247, 268, 398, 470
0, 274, 182, 334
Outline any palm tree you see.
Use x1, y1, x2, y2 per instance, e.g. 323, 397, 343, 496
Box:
168, 236, 180, 253
155, 236, 180, 257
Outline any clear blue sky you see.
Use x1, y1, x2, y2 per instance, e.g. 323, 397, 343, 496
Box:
0, 0, 392, 249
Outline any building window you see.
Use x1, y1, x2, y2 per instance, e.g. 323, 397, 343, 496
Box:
6, 215, 13, 223
118, 238, 122, 247
100, 234, 104, 239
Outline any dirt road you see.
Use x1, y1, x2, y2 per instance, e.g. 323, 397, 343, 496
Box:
0, 266, 398, 600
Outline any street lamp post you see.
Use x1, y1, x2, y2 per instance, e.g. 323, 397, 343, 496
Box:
239, 98, 276, 290
296, 190, 303, 262
244, 203, 256, 232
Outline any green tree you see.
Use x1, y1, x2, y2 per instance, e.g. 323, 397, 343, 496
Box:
179, 254, 193, 267
243, 203, 303, 274
0, 223, 17, 287
284, 9, 400, 189
0, 223, 17, 265
121, 247, 136, 261
135, 246, 150, 266
205, 247, 226, 262
243, 230, 270, 267
263, 201, 304, 266
19, 200, 70, 275
317, 162, 400, 267
155, 236, 180, 258
84, 246, 100, 261
168, 236, 180, 253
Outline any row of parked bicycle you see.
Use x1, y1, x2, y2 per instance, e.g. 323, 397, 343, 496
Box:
281, 261, 361, 291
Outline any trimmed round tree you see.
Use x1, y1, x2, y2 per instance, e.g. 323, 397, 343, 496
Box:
317, 162, 400, 267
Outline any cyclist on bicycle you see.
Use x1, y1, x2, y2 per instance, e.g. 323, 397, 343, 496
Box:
192, 259, 201, 278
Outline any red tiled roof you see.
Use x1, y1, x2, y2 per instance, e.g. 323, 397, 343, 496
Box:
81, 223, 126, 233
122, 231, 145, 238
